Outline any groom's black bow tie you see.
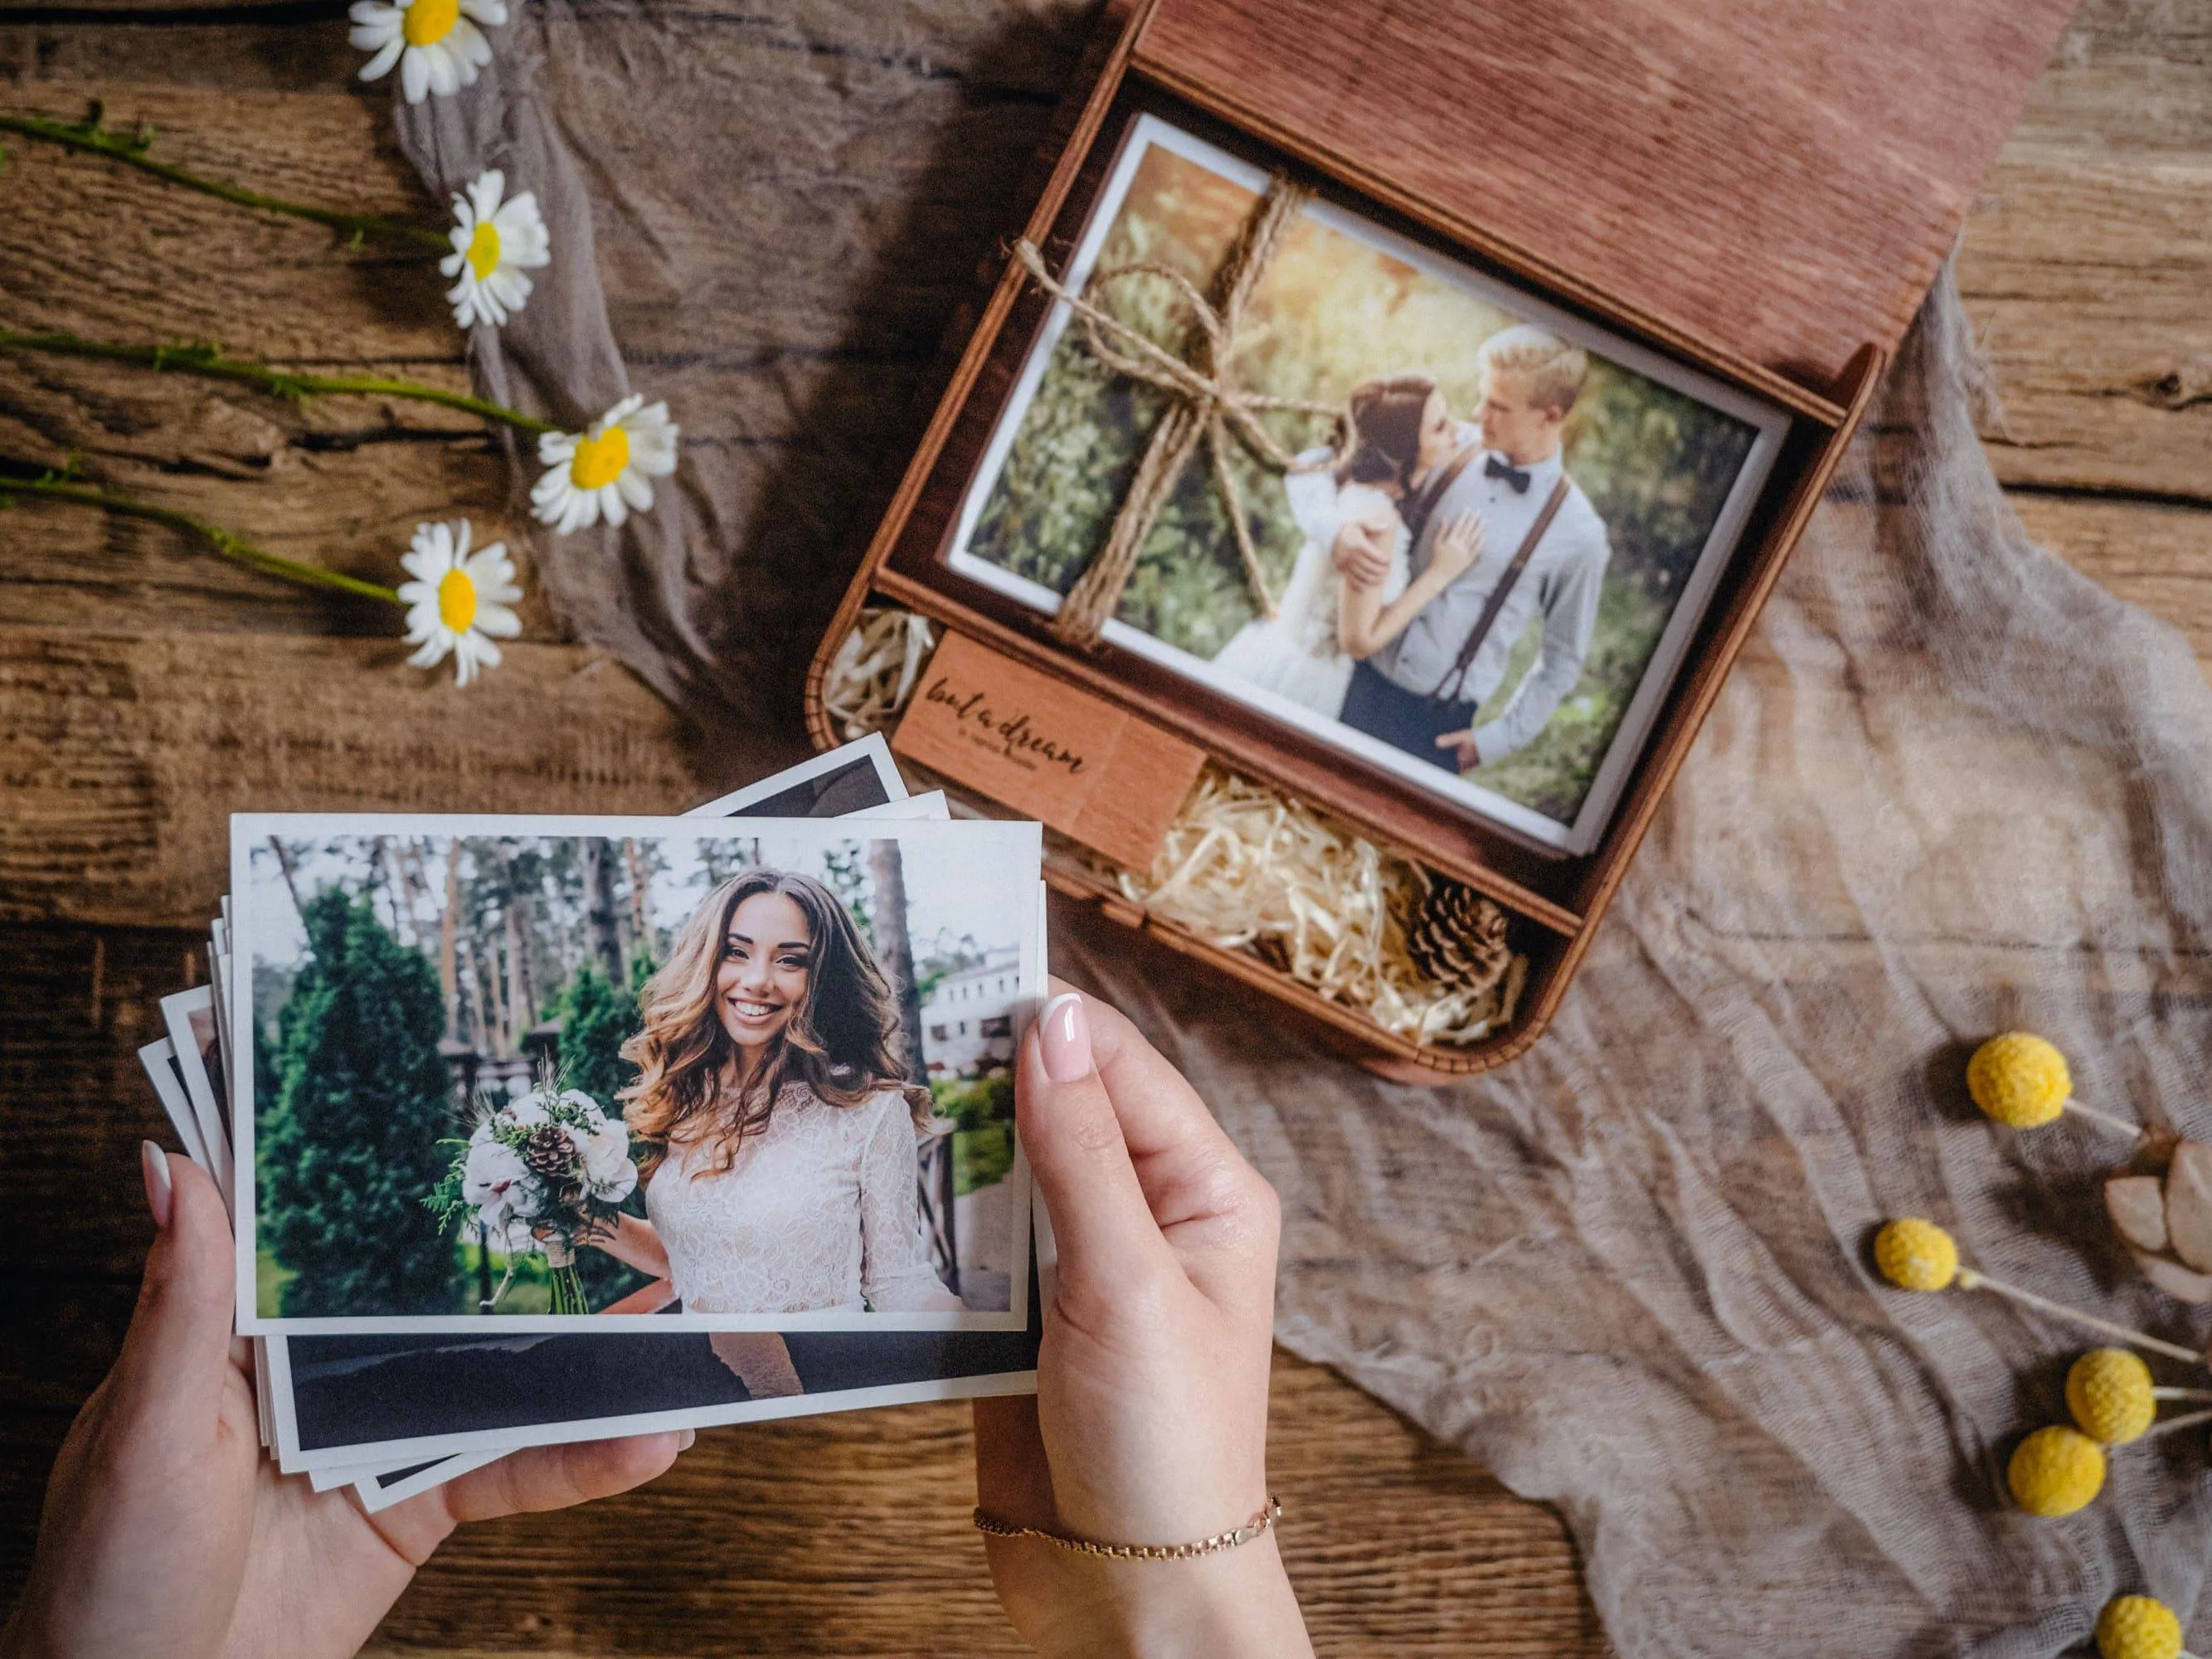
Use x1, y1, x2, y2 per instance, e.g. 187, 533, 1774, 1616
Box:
1484, 454, 1532, 494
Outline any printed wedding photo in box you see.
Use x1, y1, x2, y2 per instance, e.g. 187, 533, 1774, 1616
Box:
947, 115, 1787, 856
233, 817, 1039, 1334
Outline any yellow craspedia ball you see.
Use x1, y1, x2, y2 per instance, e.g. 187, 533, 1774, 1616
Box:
2069, 1348, 2157, 1445
2007, 1424, 2106, 1517
2097, 1594, 2183, 1659
1967, 1032, 2072, 1128
1875, 1218, 1959, 1292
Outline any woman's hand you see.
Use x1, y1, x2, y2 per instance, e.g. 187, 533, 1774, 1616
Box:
1430, 509, 1486, 583
0, 1145, 688, 1659
973, 987, 1311, 1659
577, 1210, 671, 1280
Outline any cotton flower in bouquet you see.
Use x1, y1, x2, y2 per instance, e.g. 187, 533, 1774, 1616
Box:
430, 1076, 639, 1313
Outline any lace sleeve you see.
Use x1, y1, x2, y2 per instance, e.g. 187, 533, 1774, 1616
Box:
857, 1093, 964, 1312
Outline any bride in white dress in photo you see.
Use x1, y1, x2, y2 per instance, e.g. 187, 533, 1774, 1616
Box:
582, 867, 962, 1390
1213, 372, 1486, 718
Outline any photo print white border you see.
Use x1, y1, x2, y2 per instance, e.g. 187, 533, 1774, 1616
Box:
231, 811, 1042, 1336
944, 112, 1790, 856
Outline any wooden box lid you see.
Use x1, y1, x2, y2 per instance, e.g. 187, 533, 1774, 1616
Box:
1133, 0, 2076, 394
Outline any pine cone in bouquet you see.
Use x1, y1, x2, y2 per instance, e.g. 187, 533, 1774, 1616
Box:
522, 1122, 580, 1190
1403, 875, 1510, 994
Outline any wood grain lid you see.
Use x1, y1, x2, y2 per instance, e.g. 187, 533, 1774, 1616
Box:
1133, 0, 2077, 394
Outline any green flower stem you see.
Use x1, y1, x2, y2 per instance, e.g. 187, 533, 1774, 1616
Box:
0, 108, 452, 255
2, 475, 403, 604
0, 333, 559, 436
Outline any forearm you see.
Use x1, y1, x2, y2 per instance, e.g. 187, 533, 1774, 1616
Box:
1367, 567, 1459, 654
1336, 585, 1383, 659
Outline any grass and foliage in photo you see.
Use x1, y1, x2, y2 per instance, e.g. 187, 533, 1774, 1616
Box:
933, 1073, 1016, 1197
968, 144, 1758, 823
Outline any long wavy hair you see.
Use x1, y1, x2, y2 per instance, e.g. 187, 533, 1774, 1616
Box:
1333, 372, 1435, 494
620, 866, 929, 1180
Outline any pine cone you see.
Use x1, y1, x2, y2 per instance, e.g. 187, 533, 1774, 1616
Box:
521, 1124, 576, 1185
1403, 878, 1510, 991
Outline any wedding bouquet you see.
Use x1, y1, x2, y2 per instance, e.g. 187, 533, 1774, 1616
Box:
428, 1077, 639, 1314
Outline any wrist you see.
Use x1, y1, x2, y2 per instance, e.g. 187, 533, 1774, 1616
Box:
1020, 1539, 1311, 1659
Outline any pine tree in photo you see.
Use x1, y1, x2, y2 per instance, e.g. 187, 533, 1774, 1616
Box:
260, 888, 464, 1316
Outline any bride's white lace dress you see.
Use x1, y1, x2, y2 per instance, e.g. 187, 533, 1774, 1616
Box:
646, 1082, 963, 1314
1211, 457, 1408, 718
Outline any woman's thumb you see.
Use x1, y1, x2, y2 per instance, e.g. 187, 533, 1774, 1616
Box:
1018, 993, 1168, 1297
109, 1146, 241, 1439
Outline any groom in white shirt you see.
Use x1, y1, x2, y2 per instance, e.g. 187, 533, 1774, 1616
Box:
1334, 325, 1611, 775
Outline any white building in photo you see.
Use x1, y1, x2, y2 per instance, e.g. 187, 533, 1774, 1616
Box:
918, 945, 1021, 1078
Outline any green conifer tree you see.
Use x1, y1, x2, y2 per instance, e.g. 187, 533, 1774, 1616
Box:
259, 888, 463, 1316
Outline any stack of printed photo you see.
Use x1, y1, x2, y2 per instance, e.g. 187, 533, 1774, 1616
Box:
138, 737, 1047, 1512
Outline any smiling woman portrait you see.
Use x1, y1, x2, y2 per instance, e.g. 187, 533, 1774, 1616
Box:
578, 867, 965, 1321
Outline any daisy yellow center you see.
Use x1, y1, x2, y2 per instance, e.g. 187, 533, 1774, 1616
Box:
465, 221, 503, 281
402, 0, 460, 47
436, 568, 479, 632
570, 426, 631, 490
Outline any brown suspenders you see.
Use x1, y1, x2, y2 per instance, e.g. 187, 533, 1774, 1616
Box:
1428, 475, 1572, 705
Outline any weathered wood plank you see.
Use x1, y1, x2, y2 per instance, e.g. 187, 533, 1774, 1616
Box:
0, 629, 717, 932
2009, 494, 2212, 664
0, 85, 450, 360
1953, 2, 2212, 504
1957, 148, 2212, 504
0, 924, 202, 1282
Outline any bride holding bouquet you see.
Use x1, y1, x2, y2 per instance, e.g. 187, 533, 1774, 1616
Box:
581, 867, 963, 1317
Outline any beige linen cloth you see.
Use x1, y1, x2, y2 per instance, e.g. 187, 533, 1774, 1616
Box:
398, 5, 2212, 1651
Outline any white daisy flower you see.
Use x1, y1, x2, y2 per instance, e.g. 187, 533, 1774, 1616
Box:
396, 519, 522, 687
532, 394, 679, 534
441, 170, 549, 330
349, 0, 507, 105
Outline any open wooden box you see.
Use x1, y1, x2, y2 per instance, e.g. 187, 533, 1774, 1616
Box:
805, 0, 2076, 1078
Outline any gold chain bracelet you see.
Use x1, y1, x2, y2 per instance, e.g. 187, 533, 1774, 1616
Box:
973, 1496, 1281, 1560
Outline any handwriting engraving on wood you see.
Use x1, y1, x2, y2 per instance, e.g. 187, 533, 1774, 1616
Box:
892, 632, 1204, 870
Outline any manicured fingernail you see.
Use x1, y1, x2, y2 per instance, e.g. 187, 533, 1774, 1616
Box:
678, 1429, 697, 1452
1038, 993, 1091, 1082
141, 1141, 173, 1229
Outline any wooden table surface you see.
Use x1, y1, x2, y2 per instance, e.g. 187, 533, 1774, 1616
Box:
1, 1, 2205, 1652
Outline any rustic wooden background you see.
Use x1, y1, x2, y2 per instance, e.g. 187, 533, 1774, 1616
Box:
1, 0, 2205, 1652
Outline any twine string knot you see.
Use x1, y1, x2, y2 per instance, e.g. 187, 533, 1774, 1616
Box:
1009, 176, 1342, 649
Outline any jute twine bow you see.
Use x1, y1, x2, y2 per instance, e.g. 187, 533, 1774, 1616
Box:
1011, 176, 1343, 649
